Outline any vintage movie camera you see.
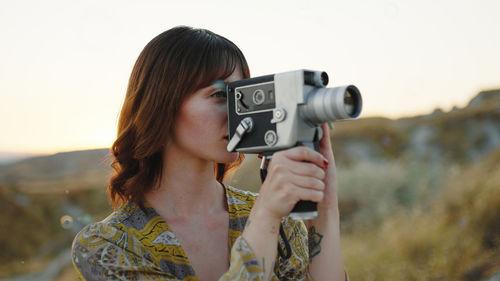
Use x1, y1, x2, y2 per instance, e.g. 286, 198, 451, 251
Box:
226, 70, 362, 220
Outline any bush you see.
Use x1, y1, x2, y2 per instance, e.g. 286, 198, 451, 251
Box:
342, 149, 500, 281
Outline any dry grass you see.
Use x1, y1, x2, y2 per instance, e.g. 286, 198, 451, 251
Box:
0, 186, 51, 265
342, 149, 500, 281
0, 185, 111, 278
53, 263, 79, 281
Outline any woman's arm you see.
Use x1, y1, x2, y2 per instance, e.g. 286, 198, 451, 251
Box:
307, 207, 345, 281
241, 208, 280, 280
308, 124, 346, 281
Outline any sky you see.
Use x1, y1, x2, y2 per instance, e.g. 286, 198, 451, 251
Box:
0, 0, 499, 155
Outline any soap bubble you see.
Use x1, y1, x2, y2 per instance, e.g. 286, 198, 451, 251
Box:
60, 215, 74, 229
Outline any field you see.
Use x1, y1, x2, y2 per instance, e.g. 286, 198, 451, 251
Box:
0, 90, 498, 280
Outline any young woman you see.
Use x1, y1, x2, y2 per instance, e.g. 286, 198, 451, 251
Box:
72, 26, 347, 281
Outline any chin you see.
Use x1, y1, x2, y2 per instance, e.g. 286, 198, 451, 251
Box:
222, 152, 239, 163
214, 141, 238, 163
214, 150, 239, 164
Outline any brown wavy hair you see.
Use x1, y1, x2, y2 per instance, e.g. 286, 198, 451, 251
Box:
108, 26, 250, 209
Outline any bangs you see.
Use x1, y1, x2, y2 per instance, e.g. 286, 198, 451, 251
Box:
185, 30, 250, 93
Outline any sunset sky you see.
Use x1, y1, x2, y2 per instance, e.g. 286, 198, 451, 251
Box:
1, 0, 499, 155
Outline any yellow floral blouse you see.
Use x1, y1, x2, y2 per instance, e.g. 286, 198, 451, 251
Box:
72, 184, 347, 280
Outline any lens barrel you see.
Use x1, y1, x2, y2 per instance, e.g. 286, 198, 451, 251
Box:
300, 85, 362, 124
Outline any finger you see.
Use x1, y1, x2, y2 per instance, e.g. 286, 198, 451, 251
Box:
282, 160, 326, 179
319, 123, 331, 147
288, 174, 325, 191
267, 155, 325, 179
283, 146, 328, 169
290, 184, 325, 203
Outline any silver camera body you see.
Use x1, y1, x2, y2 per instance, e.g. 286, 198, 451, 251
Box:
226, 69, 362, 220
226, 69, 362, 155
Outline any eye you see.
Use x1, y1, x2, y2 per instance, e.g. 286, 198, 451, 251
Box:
211, 90, 227, 99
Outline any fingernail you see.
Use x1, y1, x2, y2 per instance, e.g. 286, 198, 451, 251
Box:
323, 159, 329, 169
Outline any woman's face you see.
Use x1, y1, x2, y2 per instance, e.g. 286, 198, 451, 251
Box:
171, 68, 244, 164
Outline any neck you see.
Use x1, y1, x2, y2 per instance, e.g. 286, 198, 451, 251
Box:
145, 143, 225, 219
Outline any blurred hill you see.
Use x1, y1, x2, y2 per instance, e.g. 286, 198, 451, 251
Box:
332, 88, 500, 165
0, 152, 45, 165
0, 149, 111, 193
0, 89, 498, 280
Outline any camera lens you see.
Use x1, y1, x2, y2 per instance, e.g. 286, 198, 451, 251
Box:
300, 85, 362, 124
344, 90, 355, 116
253, 89, 265, 105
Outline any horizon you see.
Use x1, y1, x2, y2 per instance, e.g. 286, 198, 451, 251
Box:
0, 89, 492, 158
1, 0, 499, 155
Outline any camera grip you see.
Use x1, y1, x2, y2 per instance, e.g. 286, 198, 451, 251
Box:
259, 141, 320, 220
290, 200, 317, 216
288, 140, 319, 220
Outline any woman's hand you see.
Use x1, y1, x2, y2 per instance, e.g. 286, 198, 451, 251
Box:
254, 143, 329, 223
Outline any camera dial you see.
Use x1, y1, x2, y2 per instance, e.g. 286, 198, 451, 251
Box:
253, 89, 266, 105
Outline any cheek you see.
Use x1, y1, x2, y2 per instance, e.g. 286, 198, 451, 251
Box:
178, 108, 225, 139
214, 105, 228, 124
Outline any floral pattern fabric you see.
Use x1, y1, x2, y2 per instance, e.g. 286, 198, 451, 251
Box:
72, 184, 315, 281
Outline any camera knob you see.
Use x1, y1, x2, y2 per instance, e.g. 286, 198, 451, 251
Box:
253, 89, 266, 105
271, 108, 286, 124
264, 130, 278, 146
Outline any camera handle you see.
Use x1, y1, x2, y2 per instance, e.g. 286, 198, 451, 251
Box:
259, 141, 320, 221
290, 140, 320, 220
289, 125, 327, 220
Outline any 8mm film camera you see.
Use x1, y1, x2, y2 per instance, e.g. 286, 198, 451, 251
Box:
226, 69, 362, 220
